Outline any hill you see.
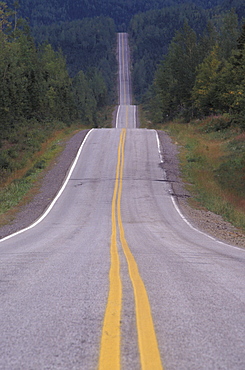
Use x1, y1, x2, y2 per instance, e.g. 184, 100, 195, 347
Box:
7, 0, 226, 30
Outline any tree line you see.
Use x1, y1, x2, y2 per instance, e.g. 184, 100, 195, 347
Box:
151, 12, 245, 125
128, 2, 245, 126
0, 2, 116, 128
1, 0, 244, 178
33, 17, 117, 103
128, 3, 209, 100
0, 1, 116, 176
6, 0, 226, 31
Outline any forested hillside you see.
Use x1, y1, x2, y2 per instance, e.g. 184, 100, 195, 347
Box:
6, 0, 225, 30
1, 0, 245, 183
145, 11, 245, 124
129, 1, 245, 100
1, 0, 244, 227
222, 0, 245, 20
33, 17, 117, 102
0, 2, 116, 184
6, 0, 245, 103
126, 0, 245, 228
129, 3, 209, 100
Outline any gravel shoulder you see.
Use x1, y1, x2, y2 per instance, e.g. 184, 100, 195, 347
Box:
0, 126, 244, 248
157, 130, 245, 248
0, 130, 89, 239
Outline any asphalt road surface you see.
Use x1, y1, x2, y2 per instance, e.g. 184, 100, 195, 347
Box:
0, 33, 245, 370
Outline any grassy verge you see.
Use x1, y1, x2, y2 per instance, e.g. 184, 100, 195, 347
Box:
0, 122, 88, 225
146, 114, 245, 231
0, 106, 116, 226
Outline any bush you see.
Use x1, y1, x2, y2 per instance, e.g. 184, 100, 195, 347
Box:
203, 116, 232, 133
215, 154, 245, 197
0, 152, 11, 170
231, 114, 245, 130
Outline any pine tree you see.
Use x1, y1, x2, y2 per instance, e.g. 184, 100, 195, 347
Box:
237, 23, 245, 50
192, 46, 222, 115
153, 22, 200, 121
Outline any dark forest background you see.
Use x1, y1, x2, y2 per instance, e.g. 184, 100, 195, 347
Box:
1, 0, 245, 179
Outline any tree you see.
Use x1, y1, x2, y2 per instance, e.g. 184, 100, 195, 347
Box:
237, 23, 245, 50
217, 9, 239, 60
40, 44, 75, 121
0, 1, 13, 35
72, 70, 96, 125
192, 46, 222, 115
153, 22, 200, 120
191, 22, 245, 119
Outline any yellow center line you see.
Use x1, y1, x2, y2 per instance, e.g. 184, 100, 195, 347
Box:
99, 122, 163, 369
117, 130, 163, 370
98, 130, 124, 370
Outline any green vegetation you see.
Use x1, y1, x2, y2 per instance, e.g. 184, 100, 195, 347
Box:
129, 2, 244, 231
6, 0, 226, 31
129, 2, 245, 105
1, 0, 245, 232
145, 12, 245, 126
133, 8, 244, 229
129, 3, 209, 100
159, 116, 245, 230
33, 17, 117, 102
135, 10, 244, 125
0, 124, 84, 223
0, 2, 116, 182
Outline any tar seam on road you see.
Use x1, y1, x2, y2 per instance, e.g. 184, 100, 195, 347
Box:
99, 33, 163, 369
0, 129, 94, 244
155, 130, 244, 252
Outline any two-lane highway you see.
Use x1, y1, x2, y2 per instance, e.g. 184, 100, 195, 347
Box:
118, 33, 131, 106
0, 32, 245, 369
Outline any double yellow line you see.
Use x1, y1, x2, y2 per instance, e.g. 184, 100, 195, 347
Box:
99, 128, 163, 369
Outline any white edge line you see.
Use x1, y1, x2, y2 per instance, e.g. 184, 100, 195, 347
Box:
0, 129, 94, 243
155, 131, 244, 251
155, 132, 164, 163
134, 105, 136, 128
116, 105, 121, 128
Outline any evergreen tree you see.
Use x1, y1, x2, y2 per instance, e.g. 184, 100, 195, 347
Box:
237, 23, 245, 50
192, 46, 222, 115
217, 9, 239, 60
72, 70, 96, 125
153, 22, 200, 120
40, 44, 75, 122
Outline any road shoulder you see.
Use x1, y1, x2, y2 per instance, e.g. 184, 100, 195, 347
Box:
0, 130, 89, 240
157, 130, 245, 248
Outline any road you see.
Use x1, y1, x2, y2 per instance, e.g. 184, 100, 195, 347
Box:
0, 32, 245, 369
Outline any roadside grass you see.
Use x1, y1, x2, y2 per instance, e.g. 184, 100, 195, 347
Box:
0, 119, 67, 184
0, 121, 89, 226
96, 105, 116, 128
155, 115, 245, 231
138, 106, 152, 129
0, 106, 116, 227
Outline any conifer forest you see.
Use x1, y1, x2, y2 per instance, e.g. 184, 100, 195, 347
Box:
1, 0, 245, 191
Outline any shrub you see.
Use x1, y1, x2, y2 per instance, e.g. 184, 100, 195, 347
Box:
203, 116, 232, 133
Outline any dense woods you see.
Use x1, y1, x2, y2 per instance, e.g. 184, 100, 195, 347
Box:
33, 17, 117, 102
150, 14, 245, 124
126, 0, 245, 225
0, 2, 116, 179
6, 0, 225, 30
128, 3, 209, 100
1, 0, 245, 181
128, 2, 245, 127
